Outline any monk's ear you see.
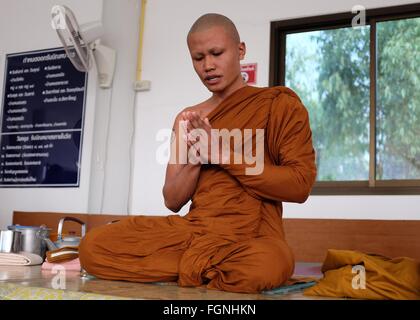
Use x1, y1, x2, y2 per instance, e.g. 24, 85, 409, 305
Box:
238, 42, 246, 60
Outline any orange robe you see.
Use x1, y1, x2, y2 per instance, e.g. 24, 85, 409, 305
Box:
304, 249, 420, 299
79, 86, 317, 293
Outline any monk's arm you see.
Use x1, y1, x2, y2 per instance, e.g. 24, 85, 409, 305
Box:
163, 111, 201, 212
221, 161, 315, 203
163, 163, 201, 212
220, 96, 317, 203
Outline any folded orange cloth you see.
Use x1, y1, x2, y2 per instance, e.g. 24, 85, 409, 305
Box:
304, 249, 420, 300
46, 246, 79, 263
41, 257, 81, 271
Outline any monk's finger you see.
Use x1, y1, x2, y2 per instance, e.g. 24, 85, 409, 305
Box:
197, 117, 211, 133
185, 119, 194, 133
180, 120, 188, 134
188, 142, 200, 161
195, 115, 209, 130
183, 112, 189, 124
197, 115, 206, 127
183, 134, 191, 148
195, 113, 206, 127
189, 112, 201, 128
196, 115, 210, 128
181, 112, 190, 126
185, 131, 197, 147
187, 132, 197, 144
186, 111, 193, 122
204, 118, 211, 128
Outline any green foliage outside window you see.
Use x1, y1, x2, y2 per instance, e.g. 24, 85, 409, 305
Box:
285, 17, 419, 181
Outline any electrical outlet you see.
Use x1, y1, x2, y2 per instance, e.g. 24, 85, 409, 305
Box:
133, 80, 151, 91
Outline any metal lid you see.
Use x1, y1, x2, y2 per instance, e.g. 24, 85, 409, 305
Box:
8, 225, 51, 231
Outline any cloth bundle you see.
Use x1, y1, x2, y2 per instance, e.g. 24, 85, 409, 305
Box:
41, 246, 81, 272
0, 252, 43, 266
46, 246, 79, 263
41, 257, 81, 272
304, 249, 420, 300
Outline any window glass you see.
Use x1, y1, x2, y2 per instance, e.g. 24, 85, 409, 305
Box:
376, 17, 420, 180
286, 26, 370, 181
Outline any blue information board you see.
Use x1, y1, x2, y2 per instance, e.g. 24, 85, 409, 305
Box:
0, 47, 87, 187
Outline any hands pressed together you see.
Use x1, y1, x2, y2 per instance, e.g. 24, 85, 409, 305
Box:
180, 111, 224, 165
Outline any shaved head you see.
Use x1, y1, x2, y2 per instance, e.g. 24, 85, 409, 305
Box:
187, 13, 240, 44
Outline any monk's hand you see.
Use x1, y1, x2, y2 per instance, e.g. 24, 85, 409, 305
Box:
180, 111, 203, 165
184, 111, 224, 164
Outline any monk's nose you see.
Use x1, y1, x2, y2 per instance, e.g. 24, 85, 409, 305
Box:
204, 56, 215, 72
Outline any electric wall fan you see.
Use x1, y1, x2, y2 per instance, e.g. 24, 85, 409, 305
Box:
51, 5, 116, 88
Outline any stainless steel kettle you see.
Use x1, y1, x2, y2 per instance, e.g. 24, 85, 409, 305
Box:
43, 217, 86, 251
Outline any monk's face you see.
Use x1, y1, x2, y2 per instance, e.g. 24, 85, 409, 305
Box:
187, 26, 246, 94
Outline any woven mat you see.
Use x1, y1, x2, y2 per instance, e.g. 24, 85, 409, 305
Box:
0, 282, 133, 300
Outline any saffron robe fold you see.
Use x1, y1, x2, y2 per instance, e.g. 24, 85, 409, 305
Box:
304, 249, 420, 300
79, 85, 317, 293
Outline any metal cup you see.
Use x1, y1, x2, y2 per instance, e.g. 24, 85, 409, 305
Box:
0, 230, 22, 253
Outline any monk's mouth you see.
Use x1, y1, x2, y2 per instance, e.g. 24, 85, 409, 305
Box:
204, 75, 222, 85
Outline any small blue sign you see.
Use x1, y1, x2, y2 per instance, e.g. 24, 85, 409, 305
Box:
0, 47, 87, 187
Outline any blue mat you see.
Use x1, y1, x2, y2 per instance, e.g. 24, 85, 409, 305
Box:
262, 281, 317, 295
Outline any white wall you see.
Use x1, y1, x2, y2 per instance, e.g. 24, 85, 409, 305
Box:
0, 0, 103, 229
87, 0, 140, 215
131, 0, 420, 219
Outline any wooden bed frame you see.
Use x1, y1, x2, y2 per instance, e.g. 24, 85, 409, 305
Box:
12, 211, 420, 262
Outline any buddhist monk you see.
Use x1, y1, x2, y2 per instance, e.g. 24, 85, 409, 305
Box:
78, 13, 317, 294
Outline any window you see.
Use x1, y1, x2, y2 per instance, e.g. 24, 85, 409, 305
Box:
270, 4, 420, 195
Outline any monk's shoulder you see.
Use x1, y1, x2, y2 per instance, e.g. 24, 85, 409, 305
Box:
264, 86, 307, 113
261, 86, 310, 131
265, 86, 301, 102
